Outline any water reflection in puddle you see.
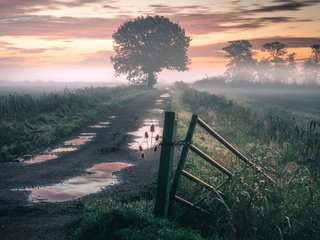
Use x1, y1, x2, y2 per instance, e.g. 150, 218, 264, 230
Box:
128, 119, 162, 150
156, 99, 163, 105
64, 135, 95, 146
160, 93, 170, 98
25, 133, 96, 164
50, 147, 77, 153
25, 154, 58, 164
21, 162, 133, 203
90, 122, 110, 128
147, 108, 164, 114
80, 132, 96, 136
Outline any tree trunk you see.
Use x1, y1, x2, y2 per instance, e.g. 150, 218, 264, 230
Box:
147, 72, 156, 89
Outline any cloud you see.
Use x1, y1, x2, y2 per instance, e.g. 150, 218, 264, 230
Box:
79, 50, 114, 66
4, 46, 66, 54
189, 37, 320, 58
248, 2, 311, 13
0, 56, 27, 67
172, 13, 297, 34
0, 0, 118, 16
250, 37, 320, 48
0, 15, 125, 39
0, 1, 318, 38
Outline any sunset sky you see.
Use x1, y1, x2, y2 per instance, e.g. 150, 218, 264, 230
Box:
1, 0, 320, 83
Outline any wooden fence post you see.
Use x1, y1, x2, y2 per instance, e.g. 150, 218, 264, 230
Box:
154, 111, 176, 217
169, 114, 198, 208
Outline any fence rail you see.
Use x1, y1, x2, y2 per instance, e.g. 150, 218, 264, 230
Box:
154, 112, 275, 218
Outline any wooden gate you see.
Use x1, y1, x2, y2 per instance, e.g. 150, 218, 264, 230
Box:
154, 112, 275, 218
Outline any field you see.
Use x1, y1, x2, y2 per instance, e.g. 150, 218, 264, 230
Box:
75, 83, 320, 240
1, 82, 320, 240
193, 83, 320, 123
0, 81, 117, 96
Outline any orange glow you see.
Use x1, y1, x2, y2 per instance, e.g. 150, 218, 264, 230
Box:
0, 0, 319, 82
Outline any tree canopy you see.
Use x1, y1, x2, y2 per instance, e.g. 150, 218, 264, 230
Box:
111, 15, 191, 88
262, 41, 287, 65
304, 44, 320, 84
222, 40, 255, 82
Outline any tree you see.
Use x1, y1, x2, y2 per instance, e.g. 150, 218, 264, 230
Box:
222, 40, 256, 82
287, 52, 297, 84
111, 16, 191, 88
311, 44, 320, 63
262, 41, 287, 82
262, 41, 287, 65
256, 58, 272, 83
303, 44, 320, 85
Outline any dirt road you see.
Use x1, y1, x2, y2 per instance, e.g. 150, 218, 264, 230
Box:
0, 89, 170, 240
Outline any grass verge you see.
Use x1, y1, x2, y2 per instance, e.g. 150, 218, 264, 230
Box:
0, 86, 145, 162
75, 200, 207, 240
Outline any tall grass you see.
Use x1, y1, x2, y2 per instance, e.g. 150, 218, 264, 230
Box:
0, 86, 142, 161
170, 83, 320, 239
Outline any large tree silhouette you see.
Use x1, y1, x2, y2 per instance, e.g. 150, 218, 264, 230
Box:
223, 40, 255, 82
111, 16, 191, 88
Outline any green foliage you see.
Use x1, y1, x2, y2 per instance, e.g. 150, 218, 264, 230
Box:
76, 200, 206, 240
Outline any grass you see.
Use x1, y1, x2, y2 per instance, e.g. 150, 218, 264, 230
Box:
193, 80, 320, 123
75, 200, 207, 240
169, 82, 320, 239
0, 86, 145, 162
75, 82, 320, 240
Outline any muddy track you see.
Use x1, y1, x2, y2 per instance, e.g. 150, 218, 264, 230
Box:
0, 89, 170, 240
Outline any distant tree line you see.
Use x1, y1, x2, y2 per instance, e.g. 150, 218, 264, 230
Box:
223, 40, 320, 85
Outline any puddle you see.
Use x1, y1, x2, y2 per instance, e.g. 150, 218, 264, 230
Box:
90, 122, 110, 128
99, 122, 110, 125
128, 118, 162, 150
24, 133, 96, 164
80, 132, 96, 136
50, 147, 77, 153
64, 135, 94, 146
19, 162, 133, 203
25, 154, 58, 164
147, 108, 164, 114
156, 99, 163, 105
160, 93, 170, 98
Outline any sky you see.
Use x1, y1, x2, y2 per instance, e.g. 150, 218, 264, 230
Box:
0, 0, 320, 83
